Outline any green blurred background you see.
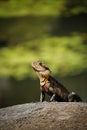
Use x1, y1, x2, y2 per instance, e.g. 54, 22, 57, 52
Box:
0, 0, 87, 108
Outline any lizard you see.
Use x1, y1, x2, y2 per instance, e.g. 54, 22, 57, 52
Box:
32, 61, 82, 102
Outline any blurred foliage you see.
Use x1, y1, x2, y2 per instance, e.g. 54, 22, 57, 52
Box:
0, 0, 87, 79
0, 36, 87, 79
0, 0, 87, 17
0, 0, 65, 17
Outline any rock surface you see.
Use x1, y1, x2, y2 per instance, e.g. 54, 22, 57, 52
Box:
0, 102, 87, 130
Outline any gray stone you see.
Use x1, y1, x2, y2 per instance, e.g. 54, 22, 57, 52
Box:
0, 102, 87, 130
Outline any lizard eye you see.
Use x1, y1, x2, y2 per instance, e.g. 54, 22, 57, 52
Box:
39, 62, 45, 67
39, 62, 49, 70
39, 62, 42, 66
45, 67, 49, 70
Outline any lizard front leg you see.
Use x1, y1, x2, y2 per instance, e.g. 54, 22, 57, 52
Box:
50, 93, 56, 102
40, 91, 45, 102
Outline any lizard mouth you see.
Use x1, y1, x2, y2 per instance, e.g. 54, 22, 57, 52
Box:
32, 66, 41, 72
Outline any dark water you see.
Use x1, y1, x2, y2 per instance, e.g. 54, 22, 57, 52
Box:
0, 73, 87, 108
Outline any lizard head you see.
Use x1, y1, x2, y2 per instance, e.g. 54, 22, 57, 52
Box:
32, 61, 51, 80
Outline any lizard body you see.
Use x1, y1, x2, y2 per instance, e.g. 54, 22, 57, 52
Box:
32, 61, 82, 102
